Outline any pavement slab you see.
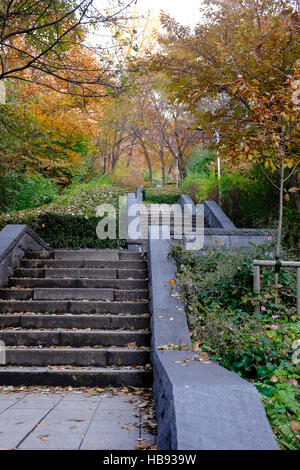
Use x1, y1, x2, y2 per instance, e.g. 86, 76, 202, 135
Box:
0, 389, 156, 450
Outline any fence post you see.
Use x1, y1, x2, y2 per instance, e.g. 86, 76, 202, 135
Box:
253, 264, 261, 313
253, 264, 261, 293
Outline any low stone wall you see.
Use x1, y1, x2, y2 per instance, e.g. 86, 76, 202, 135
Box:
148, 225, 278, 450
178, 194, 196, 215
184, 227, 274, 250
204, 200, 237, 229
0, 225, 50, 287
178, 195, 273, 249
178, 195, 237, 229
126, 193, 143, 251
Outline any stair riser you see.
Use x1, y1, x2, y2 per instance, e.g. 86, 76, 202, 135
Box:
32, 288, 148, 302
25, 251, 146, 261
21, 260, 147, 269
53, 250, 146, 261
0, 301, 149, 314
8, 279, 149, 289
0, 331, 150, 347
1, 249, 151, 388
5, 349, 150, 366
0, 289, 33, 300
0, 315, 150, 330
0, 370, 152, 387
14, 269, 148, 279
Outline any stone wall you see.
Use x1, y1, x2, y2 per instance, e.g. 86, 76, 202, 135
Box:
0, 225, 50, 287
148, 225, 278, 450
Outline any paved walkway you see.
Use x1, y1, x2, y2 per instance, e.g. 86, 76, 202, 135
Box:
0, 388, 156, 450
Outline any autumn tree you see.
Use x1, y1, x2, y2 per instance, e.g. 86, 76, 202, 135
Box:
143, 0, 300, 245
0, 0, 136, 96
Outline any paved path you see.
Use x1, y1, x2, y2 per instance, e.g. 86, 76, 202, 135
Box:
0, 389, 156, 450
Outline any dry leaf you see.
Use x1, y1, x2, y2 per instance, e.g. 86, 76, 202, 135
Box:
290, 421, 300, 433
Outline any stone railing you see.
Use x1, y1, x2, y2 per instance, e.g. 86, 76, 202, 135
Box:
0, 225, 50, 287
147, 225, 278, 450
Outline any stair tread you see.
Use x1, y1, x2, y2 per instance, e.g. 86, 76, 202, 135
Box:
0, 329, 149, 333
0, 366, 151, 372
5, 346, 150, 350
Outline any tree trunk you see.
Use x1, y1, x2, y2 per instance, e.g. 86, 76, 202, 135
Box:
160, 150, 166, 186
291, 172, 300, 221
147, 156, 153, 186
276, 156, 285, 258
139, 139, 153, 186
275, 156, 285, 304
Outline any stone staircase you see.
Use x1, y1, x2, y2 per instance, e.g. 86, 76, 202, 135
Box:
0, 249, 152, 387
140, 204, 208, 240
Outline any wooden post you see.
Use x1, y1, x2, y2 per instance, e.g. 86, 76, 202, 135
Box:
253, 265, 261, 293
253, 264, 261, 313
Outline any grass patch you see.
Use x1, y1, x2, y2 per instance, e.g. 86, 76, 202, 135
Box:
170, 245, 300, 450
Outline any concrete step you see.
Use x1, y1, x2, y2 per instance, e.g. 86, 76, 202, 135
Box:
0, 367, 152, 387
21, 259, 147, 269
0, 314, 150, 330
0, 301, 149, 314
5, 348, 150, 366
33, 288, 147, 301
53, 250, 147, 261
1, 248, 152, 388
25, 250, 146, 260
14, 268, 148, 279
0, 330, 150, 347
8, 278, 148, 290
0, 289, 33, 300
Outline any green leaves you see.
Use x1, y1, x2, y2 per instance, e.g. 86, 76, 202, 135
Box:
171, 245, 300, 449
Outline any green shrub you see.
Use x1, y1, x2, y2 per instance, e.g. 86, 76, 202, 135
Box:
143, 186, 182, 204
62, 174, 114, 197
187, 148, 215, 176
0, 186, 126, 249
180, 173, 218, 203
0, 173, 58, 213
181, 164, 300, 253
171, 245, 300, 449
